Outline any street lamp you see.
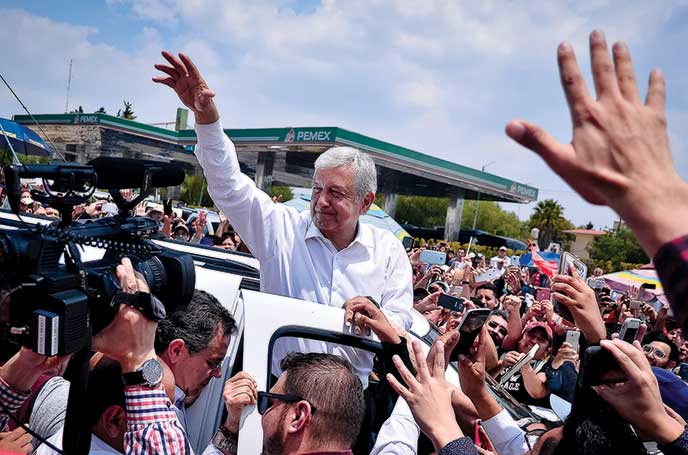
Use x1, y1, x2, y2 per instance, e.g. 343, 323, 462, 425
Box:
471, 161, 496, 231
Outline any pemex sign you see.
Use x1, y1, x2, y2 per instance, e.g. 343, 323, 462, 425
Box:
283, 127, 336, 143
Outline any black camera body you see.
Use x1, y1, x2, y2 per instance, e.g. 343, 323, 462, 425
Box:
1, 159, 194, 355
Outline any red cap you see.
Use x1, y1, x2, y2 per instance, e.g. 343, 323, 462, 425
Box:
523, 320, 553, 340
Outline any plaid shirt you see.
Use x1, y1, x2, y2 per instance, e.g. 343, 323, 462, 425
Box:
654, 235, 688, 330
0, 377, 188, 455
0, 375, 30, 431
124, 385, 189, 455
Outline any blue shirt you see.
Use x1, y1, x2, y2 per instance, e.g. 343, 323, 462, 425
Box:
654, 367, 688, 421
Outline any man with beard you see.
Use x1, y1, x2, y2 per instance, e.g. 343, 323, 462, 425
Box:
214, 353, 364, 455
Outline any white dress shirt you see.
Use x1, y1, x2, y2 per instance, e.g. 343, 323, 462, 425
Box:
370, 398, 419, 455
194, 121, 413, 386
481, 409, 528, 455
371, 401, 528, 455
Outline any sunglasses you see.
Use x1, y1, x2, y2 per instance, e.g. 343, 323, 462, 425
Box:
257, 391, 317, 415
643, 345, 667, 359
488, 321, 508, 336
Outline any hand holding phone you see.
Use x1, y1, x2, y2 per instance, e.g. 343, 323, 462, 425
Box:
450, 308, 491, 361
419, 249, 447, 266
438, 294, 465, 313
564, 330, 581, 352
619, 318, 642, 343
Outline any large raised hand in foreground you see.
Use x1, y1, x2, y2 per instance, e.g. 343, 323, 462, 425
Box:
506, 30, 688, 258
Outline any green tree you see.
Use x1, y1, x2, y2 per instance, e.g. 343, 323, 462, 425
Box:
460, 200, 524, 239
268, 185, 294, 202
589, 227, 649, 271
179, 175, 212, 207
377, 195, 525, 239
117, 101, 136, 120
526, 199, 574, 250
394, 195, 448, 227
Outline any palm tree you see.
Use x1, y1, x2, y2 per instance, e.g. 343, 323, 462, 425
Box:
529, 199, 567, 250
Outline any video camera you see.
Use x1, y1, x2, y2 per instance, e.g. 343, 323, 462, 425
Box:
0, 157, 195, 355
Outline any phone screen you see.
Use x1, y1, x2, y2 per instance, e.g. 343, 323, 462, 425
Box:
535, 288, 551, 302
450, 309, 490, 360
622, 327, 639, 343
438, 294, 465, 313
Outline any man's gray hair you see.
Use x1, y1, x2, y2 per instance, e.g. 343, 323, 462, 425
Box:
314, 146, 377, 200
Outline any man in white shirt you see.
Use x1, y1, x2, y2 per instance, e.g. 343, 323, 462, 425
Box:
490, 246, 511, 269
153, 52, 413, 385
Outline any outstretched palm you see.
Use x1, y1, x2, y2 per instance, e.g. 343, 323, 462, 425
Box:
153, 51, 215, 115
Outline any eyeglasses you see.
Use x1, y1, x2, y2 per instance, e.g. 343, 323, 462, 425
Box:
643, 344, 667, 359
205, 358, 223, 373
257, 391, 317, 415
488, 321, 508, 336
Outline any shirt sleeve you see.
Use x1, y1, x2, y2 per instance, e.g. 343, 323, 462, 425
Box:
380, 238, 414, 330
438, 437, 479, 455
124, 385, 190, 455
653, 234, 688, 330
194, 120, 296, 263
480, 409, 528, 455
0, 375, 30, 431
658, 426, 688, 455
370, 398, 419, 455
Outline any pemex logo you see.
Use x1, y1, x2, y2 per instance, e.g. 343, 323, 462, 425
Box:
285, 128, 295, 143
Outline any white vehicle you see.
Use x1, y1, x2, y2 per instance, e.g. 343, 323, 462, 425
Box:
0, 209, 546, 454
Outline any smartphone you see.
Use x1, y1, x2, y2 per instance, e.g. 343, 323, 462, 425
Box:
521, 284, 536, 296
564, 330, 580, 352
450, 285, 463, 296
499, 343, 540, 385
438, 294, 465, 313
101, 202, 118, 215
511, 256, 521, 267
163, 198, 173, 217
553, 252, 587, 324
402, 236, 415, 250
643, 283, 657, 290
629, 300, 641, 311
475, 268, 502, 283
450, 308, 491, 361
535, 287, 551, 302
559, 252, 588, 279
419, 250, 447, 266
619, 317, 642, 343
579, 346, 624, 387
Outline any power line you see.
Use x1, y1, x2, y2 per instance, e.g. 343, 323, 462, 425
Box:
0, 71, 66, 161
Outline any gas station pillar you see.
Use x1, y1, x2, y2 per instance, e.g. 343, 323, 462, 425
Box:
444, 191, 465, 242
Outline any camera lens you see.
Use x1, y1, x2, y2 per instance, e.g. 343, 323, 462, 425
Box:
135, 256, 167, 296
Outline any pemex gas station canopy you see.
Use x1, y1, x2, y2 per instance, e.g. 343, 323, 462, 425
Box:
13, 113, 538, 241
177, 126, 539, 203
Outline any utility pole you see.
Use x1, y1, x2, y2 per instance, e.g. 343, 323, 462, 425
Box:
65, 59, 73, 113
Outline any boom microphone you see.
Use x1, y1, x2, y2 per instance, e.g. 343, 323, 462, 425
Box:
88, 157, 185, 189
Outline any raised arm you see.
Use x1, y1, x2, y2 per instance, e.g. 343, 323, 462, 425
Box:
153, 52, 293, 262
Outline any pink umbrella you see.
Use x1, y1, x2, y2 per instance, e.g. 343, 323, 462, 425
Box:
601, 266, 667, 305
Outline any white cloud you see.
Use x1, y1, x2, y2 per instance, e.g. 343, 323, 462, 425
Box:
2, 1, 688, 230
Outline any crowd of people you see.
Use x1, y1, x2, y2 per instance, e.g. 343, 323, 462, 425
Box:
2, 30, 688, 455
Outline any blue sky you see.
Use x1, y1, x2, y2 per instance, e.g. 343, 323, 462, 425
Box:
1, 0, 687, 229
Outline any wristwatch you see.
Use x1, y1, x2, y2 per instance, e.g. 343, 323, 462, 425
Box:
212, 425, 238, 454
122, 358, 164, 388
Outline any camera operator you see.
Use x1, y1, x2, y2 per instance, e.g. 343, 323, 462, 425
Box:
0, 258, 188, 454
